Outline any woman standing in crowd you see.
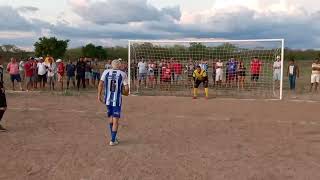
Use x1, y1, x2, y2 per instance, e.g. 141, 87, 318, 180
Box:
47, 57, 57, 90
237, 60, 246, 90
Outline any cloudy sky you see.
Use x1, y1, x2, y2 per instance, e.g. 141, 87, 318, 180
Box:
0, 0, 319, 50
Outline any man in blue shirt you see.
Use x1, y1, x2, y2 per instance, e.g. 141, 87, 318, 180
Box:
66, 60, 76, 89
98, 59, 129, 146
226, 58, 237, 88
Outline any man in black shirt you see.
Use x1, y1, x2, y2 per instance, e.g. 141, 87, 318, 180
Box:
76, 57, 86, 90
0, 55, 7, 132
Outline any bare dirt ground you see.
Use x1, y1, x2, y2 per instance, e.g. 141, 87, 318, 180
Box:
1, 92, 320, 180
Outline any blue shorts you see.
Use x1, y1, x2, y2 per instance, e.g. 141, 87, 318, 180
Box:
10, 74, 21, 82
107, 105, 121, 118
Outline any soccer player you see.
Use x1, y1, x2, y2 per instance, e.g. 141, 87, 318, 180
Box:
272, 56, 282, 93
193, 65, 209, 99
250, 57, 262, 87
98, 59, 129, 146
286, 59, 299, 91
0, 56, 7, 132
310, 58, 320, 92
215, 59, 223, 87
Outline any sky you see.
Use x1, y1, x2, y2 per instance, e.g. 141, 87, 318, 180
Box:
0, 0, 319, 50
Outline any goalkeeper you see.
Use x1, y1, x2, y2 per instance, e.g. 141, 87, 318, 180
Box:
193, 65, 209, 99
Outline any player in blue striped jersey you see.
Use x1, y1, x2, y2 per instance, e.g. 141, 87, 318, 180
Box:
98, 59, 129, 146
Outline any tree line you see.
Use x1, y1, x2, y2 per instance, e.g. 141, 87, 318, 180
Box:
0, 36, 319, 62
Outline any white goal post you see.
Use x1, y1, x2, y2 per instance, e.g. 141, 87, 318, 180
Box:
128, 39, 284, 99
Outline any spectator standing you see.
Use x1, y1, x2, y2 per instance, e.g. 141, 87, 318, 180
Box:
76, 58, 86, 90
91, 59, 101, 87
310, 58, 320, 92
273, 56, 282, 92
215, 59, 224, 87
173, 60, 183, 85
57, 59, 65, 90
287, 59, 299, 91
32, 58, 38, 89
84, 58, 92, 87
47, 58, 57, 90
137, 58, 148, 89
66, 60, 76, 89
250, 57, 263, 87
147, 60, 156, 88
24, 58, 34, 91
226, 58, 237, 88
37, 58, 47, 89
7, 57, 22, 91
19, 59, 25, 82
237, 60, 246, 89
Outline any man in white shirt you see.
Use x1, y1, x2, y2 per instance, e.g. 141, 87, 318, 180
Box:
37, 58, 47, 89
215, 59, 224, 87
273, 56, 282, 92
137, 58, 147, 88
310, 58, 320, 92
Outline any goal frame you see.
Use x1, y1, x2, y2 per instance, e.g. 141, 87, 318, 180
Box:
128, 39, 285, 100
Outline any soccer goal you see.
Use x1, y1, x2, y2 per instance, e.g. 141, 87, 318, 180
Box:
128, 39, 284, 99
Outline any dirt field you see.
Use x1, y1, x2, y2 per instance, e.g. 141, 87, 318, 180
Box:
1, 92, 320, 180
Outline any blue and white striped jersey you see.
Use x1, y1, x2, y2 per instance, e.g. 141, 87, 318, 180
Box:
100, 69, 128, 107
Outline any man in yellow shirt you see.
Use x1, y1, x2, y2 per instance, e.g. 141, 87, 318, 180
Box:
193, 65, 209, 99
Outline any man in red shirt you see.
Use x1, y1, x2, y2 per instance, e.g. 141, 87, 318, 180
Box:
161, 63, 171, 91
173, 60, 183, 85
57, 59, 65, 90
24, 57, 34, 91
250, 57, 263, 87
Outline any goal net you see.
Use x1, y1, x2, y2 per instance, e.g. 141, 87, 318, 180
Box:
128, 39, 284, 99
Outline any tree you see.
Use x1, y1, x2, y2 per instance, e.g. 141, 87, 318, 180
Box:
82, 43, 107, 59
34, 37, 69, 58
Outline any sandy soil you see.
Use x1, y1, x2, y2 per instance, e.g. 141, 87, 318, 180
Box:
1, 92, 320, 180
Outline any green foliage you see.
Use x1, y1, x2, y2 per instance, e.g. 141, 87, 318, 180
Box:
34, 37, 69, 58
82, 43, 107, 59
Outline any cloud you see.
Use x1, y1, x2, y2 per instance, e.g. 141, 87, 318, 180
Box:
17, 6, 39, 12
69, 0, 181, 24
0, 2, 320, 49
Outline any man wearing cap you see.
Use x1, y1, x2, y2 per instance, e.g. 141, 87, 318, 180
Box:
56, 59, 65, 90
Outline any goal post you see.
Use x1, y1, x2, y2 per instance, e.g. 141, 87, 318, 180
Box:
128, 39, 284, 99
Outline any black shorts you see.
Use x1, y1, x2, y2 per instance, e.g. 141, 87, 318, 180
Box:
38, 74, 47, 82
194, 77, 208, 88
238, 71, 246, 77
251, 74, 259, 81
0, 90, 7, 108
